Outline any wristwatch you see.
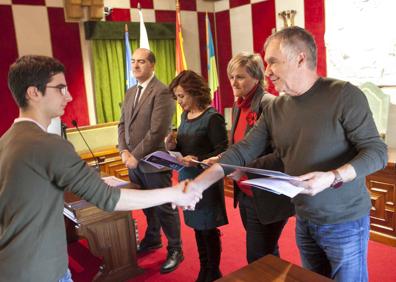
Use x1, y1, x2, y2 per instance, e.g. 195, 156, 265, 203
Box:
330, 170, 343, 189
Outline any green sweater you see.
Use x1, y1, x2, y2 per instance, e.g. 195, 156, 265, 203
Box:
0, 122, 121, 282
221, 78, 387, 224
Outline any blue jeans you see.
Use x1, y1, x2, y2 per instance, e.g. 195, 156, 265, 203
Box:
296, 215, 370, 282
58, 269, 73, 282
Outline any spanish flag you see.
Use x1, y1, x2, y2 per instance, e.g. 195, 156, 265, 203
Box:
174, 0, 188, 127
175, 0, 187, 74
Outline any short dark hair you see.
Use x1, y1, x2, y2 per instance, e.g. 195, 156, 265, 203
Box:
147, 50, 155, 64
133, 48, 156, 64
146, 50, 156, 64
169, 70, 212, 110
8, 55, 65, 108
264, 26, 317, 70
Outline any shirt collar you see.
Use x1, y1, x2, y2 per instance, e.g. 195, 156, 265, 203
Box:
138, 73, 155, 89
14, 117, 47, 132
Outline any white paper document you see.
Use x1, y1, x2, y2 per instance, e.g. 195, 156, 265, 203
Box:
220, 163, 298, 181
242, 178, 304, 198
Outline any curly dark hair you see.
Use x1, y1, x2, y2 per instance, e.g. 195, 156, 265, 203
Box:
169, 70, 212, 110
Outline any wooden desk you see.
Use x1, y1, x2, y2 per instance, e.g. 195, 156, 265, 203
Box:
216, 255, 332, 282
366, 148, 396, 246
64, 191, 144, 281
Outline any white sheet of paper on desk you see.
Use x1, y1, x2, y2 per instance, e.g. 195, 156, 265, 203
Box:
102, 176, 129, 187
242, 178, 304, 198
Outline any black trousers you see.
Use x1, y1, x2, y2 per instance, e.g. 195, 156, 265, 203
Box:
129, 167, 182, 251
238, 192, 288, 263
195, 228, 222, 282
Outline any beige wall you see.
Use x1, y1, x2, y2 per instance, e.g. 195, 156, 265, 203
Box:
67, 123, 119, 153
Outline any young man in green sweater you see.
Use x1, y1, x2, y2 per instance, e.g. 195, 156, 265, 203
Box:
189, 27, 387, 282
0, 55, 202, 282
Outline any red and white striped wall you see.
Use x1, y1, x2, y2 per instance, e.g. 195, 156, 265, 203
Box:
0, 0, 325, 136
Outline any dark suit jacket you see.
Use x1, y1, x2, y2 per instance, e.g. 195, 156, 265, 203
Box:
118, 76, 175, 173
230, 87, 295, 224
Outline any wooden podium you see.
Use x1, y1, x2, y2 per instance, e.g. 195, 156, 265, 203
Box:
216, 255, 332, 282
64, 191, 144, 281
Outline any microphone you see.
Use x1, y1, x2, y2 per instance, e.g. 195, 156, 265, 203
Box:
71, 119, 100, 172
61, 122, 68, 140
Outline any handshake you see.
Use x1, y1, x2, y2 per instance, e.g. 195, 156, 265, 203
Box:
171, 180, 203, 210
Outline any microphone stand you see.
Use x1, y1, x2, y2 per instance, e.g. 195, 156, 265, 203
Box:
61, 122, 68, 140
71, 120, 100, 172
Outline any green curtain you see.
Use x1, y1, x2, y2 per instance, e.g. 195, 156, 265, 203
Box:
92, 39, 176, 124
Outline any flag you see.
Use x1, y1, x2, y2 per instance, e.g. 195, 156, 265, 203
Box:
174, 0, 188, 127
125, 24, 136, 90
206, 13, 222, 114
138, 3, 150, 49
175, 0, 187, 73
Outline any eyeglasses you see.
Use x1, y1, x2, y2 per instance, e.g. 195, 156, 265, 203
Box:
46, 85, 68, 96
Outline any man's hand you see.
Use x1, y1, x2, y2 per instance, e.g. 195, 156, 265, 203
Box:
295, 171, 335, 196
227, 169, 245, 181
173, 162, 225, 209
202, 156, 220, 166
121, 151, 139, 169
164, 131, 177, 151
171, 180, 203, 210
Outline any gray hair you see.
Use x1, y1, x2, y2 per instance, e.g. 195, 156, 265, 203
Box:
264, 26, 317, 70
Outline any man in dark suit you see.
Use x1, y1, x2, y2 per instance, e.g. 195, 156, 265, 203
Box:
118, 48, 182, 273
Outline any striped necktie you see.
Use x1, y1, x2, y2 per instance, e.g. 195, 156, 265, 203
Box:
133, 85, 143, 109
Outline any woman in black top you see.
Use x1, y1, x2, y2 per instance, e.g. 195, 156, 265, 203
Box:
166, 70, 228, 282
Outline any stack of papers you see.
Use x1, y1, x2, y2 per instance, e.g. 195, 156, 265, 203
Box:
242, 178, 304, 198
219, 164, 304, 198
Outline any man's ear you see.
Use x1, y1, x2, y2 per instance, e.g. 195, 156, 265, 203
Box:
296, 52, 306, 67
25, 86, 41, 103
